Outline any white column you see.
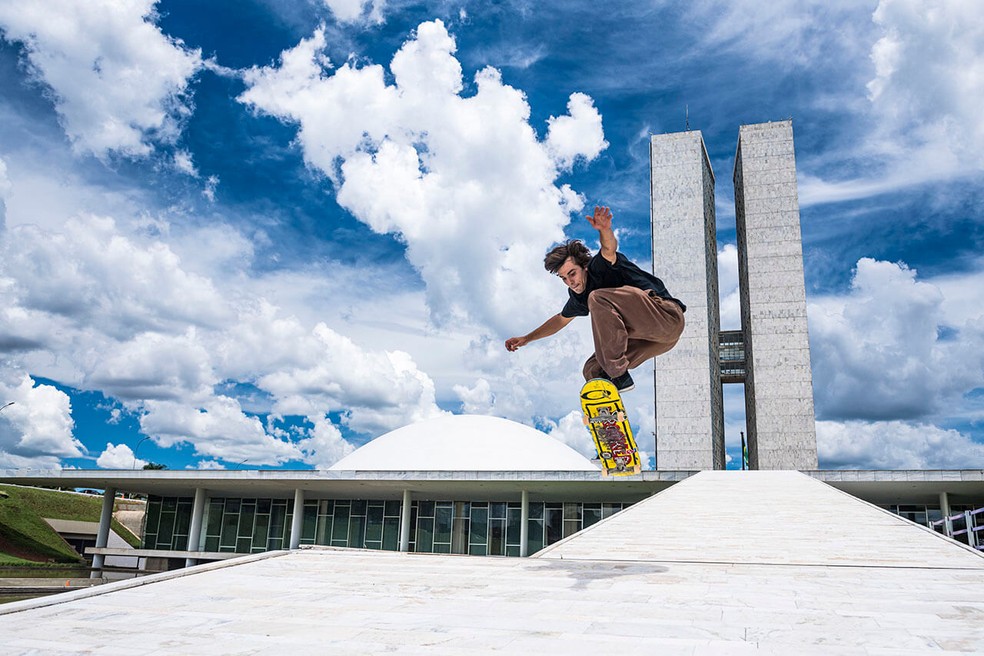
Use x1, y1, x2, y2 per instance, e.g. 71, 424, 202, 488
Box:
399, 489, 412, 552
519, 490, 530, 557
289, 489, 305, 550
185, 487, 207, 567
939, 491, 951, 520
90, 487, 116, 578
940, 491, 952, 537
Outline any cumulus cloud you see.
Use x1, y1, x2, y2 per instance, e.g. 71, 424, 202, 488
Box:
818, 420, 984, 469
296, 415, 355, 469
0, 196, 445, 468
239, 20, 605, 335
454, 378, 495, 415
0, 374, 81, 469
545, 92, 608, 170
809, 258, 984, 421
139, 397, 301, 465
866, 0, 984, 173
258, 324, 446, 436
0, 0, 203, 158
97, 443, 144, 469
544, 410, 597, 459
2, 214, 231, 345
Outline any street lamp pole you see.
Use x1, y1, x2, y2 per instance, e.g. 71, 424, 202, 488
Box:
0, 402, 13, 413
132, 436, 151, 470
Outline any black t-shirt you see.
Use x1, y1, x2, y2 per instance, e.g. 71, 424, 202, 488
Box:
561, 252, 686, 318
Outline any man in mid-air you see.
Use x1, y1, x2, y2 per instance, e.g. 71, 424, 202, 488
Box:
505, 206, 685, 392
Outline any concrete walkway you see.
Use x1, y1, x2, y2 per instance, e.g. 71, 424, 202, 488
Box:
1, 471, 982, 654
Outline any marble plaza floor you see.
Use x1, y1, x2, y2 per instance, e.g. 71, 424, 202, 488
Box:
2, 470, 983, 654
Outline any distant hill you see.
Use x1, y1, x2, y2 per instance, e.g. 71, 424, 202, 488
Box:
0, 485, 140, 565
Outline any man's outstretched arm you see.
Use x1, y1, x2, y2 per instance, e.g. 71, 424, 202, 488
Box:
586, 205, 617, 264
505, 313, 574, 351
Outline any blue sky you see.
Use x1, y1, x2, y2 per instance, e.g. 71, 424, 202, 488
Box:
0, 0, 982, 471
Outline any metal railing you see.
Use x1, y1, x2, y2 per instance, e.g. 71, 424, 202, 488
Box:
931, 507, 984, 550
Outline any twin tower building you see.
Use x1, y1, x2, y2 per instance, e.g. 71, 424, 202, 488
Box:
651, 120, 818, 471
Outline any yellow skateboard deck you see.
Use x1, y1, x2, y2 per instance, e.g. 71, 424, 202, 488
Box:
580, 378, 641, 476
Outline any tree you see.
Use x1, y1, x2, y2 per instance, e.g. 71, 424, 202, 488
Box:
142, 463, 167, 470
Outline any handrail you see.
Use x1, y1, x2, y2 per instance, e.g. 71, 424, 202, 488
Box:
930, 506, 984, 550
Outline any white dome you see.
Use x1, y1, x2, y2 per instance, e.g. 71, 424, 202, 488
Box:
329, 414, 598, 471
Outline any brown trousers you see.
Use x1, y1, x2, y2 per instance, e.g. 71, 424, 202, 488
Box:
582, 287, 685, 380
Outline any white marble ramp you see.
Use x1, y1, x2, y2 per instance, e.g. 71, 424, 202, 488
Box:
537, 470, 984, 568
1, 471, 982, 655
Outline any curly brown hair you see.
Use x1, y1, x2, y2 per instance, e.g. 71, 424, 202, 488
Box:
543, 240, 592, 273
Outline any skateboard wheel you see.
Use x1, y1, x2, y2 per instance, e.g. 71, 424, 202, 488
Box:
600, 451, 612, 460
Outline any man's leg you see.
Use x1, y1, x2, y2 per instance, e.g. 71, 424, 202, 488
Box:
583, 287, 685, 379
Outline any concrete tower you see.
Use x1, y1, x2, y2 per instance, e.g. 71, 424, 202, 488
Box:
650, 130, 725, 470
733, 120, 818, 469
650, 120, 818, 471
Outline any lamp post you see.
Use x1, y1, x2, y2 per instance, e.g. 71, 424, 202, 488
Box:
0, 402, 13, 413
132, 436, 151, 470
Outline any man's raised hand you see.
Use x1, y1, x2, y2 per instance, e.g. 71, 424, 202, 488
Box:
586, 205, 613, 231
505, 335, 529, 352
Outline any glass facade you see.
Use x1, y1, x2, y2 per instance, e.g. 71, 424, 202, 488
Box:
889, 504, 945, 528
143, 496, 626, 557
719, 330, 746, 383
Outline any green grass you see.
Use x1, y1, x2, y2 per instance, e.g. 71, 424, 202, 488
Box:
0, 553, 40, 566
0, 485, 141, 563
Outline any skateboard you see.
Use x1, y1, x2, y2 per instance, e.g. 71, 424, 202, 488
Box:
580, 378, 641, 476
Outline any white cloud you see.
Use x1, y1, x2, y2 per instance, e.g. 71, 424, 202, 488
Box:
545, 410, 597, 459
818, 420, 984, 469
239, 20, 604, 336
454, 378, 495, 415
296, 415, 355, 469
0, 373, 81, 469
717, 244, 740, 330
2, 214, 232, 344
0, 0, 203, 158
173, 150, 198, 177
139, 396, 301, 465
798, 0, 984, 206
89, 329, 217, 401
97, 442, 144, 469
203, 175, 219, 202
258, 324, 446, 436
866, 0, 984, 173
809, 258, 984, 422
544, 92, 608, 170
194, 459, 227, 470
0, 156, 7, 230
0, 156, 10, 195
696, 0, 867, 68
321, 0, 385, 24
0, 173, 451, 467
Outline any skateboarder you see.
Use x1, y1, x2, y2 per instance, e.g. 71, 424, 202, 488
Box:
504, 206, 685, 392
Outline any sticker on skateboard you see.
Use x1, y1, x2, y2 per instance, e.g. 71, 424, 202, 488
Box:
580, 378, 641, 476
